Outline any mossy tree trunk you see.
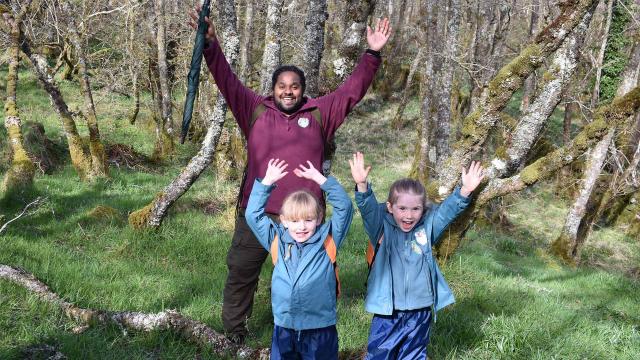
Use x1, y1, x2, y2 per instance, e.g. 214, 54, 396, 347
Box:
152, 0, 175, 158
63, 2, 109, 179
260, 0, 285, 94
302, 0, 327, 98
238, 0, 255, 83
437, 86, 640, 260
18, 27, 93, 180
391, 47, 423, 129
1, 1, 36, 197
520, 0, 540, 112
433, 5, 598, 259
552, 3, 638, 263
320, 0, 375, 92
129, 0, 240, 229
429, 0, 599, 201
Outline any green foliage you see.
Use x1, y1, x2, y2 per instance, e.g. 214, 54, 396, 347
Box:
600, 0, 632, 103
1, 73, 639, 359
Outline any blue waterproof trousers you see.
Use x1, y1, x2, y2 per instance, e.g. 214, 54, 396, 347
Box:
365, 308, 432, 360
270, 324, 338, 360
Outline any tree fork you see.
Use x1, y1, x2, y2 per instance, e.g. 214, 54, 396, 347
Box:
436, 86, 640, 260
430, 0, 599, 199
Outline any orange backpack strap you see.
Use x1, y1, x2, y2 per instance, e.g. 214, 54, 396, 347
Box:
366, 234, 384, 268
323, 234, 341, 297
271, 233, 279, 265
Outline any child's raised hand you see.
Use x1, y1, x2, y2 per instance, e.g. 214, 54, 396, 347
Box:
349, 152, 371, 192
262, 159, 288, 186
461, 161, 484, 197
294, 161, 327, 185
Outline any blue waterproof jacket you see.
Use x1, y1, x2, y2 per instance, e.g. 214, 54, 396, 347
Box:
355, 184, 470, 317
245, 177, 353, 330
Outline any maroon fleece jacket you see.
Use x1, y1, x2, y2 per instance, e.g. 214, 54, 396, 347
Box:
204, 39, 381, 214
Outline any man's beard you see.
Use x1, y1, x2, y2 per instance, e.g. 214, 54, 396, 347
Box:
275, 99, 304, 115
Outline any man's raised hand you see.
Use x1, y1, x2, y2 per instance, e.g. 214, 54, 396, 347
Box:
188, 5, 216, 42
262, 159, 288, 186
367, 18, 392, 52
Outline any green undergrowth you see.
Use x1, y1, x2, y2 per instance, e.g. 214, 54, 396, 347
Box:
1, 68, 639, 358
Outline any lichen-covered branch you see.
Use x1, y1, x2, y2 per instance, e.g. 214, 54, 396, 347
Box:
129, 0, 240, 229
0, 265, 268, 359
478, 86, 640, 205
487, 9, 593, 179
431, 0, 599, 199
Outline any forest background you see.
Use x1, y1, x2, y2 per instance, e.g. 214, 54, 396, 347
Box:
1, 0, 639, 358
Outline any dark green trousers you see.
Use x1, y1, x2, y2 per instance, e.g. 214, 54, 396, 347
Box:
222, 209, 279, 338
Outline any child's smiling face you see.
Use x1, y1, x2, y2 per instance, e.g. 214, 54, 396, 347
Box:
281, 216, 320, 242
386, 192, 425, 232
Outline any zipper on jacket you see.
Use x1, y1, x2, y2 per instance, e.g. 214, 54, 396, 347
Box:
404, 232, 409, 307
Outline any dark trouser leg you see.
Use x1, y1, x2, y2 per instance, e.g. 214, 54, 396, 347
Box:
271, 325, 338, 360
221, 210, 271, 339
365, 308, 432, 360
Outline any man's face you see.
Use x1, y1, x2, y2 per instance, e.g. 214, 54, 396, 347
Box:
273, 71, 304, 114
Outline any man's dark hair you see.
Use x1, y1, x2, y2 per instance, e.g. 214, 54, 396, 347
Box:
271, 65, 306, 93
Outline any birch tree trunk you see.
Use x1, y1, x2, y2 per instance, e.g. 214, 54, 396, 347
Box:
239, 0, 255, 83
302, 0, 328, 98
129, 0, 240, 229
260, 0, 285, 94
18, 29, 93, 180
323, 0, 375, 90
148, 0, 175, 159
1, 2, 36, 196
63, 2, 109, 179
434, 5, 598, 259
431, 0, 461, 168
590, 0, 615, 108
552, 0, 637, 263
430, 0, 599, 201
391, 47, 423, 129
520, 0, 540, 112
437, 87, 640, 261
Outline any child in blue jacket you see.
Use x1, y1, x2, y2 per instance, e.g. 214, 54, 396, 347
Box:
349, 152, 484, 359
245, 158, 354, 360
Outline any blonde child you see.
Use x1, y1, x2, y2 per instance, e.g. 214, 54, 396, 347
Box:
349, 152, 484, 359
245, 159, 353, 359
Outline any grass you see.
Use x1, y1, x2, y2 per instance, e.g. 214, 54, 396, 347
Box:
1, 68, 639, 358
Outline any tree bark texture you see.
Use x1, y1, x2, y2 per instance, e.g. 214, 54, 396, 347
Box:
430, 0, 600, 201
488, 11, 592, 179
302, 0, 328, 98
520, 0, 540, 112
239, 0, 255, 83
391, 47, 423, 129
129, 0, 240, 229
63, 2, 109, 179
0, 264, 269, 359
590, 0, 615, 108
260, 0, 285, 94
324, 0, 375, 91
551, 128, 615, 263
437, 85, 640, 260
19, 32, 93, 180
431, 0, 461, 168
2, 2, 35, 196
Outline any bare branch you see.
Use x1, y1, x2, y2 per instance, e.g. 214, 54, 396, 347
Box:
0, 197, 47, 235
